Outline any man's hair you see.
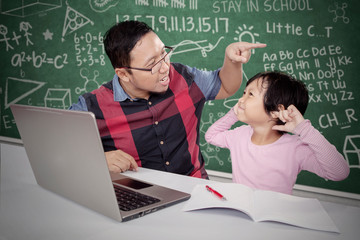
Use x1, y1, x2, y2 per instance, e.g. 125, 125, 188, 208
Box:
247, 71, 309, 125
103, 20, 153, 69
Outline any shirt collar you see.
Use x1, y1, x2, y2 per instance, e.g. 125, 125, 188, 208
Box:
112, 74, 136, 102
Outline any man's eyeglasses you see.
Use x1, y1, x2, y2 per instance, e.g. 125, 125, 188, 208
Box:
121, 46, 173, 74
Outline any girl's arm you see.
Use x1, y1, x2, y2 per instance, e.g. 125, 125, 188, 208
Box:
294, 120, 350, 181
205, 108, 239, 148
272, 104, 349, 181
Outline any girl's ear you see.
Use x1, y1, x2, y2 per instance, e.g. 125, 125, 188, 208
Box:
115, 68, 130, 83
277, 104, 285, 111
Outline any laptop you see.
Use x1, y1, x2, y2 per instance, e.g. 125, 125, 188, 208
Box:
10, 104, 191, 222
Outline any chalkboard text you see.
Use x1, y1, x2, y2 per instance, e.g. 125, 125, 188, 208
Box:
263, 0, 313, 12
11, 51, 68, 69
212, 0, 313, 13
266, 22, 333, 38
119, 15, 229, 34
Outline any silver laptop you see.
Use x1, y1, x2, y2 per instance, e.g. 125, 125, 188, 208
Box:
10, 104, 190, 222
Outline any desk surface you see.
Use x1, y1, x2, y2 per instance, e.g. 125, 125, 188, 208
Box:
1, 143, 360, 240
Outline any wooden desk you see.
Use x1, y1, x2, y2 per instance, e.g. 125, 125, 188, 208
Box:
1, 143, 359, 240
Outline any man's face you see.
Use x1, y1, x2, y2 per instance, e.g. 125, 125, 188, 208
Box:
117, 31, 171, 100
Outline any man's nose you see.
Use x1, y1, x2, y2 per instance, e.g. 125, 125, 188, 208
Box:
158, 60, 170, 73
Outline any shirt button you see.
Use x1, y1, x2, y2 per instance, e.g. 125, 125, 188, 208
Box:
154, 121, 159, 125
160, 140, 164, 145
165, 161, 170, 166
148, 101, 152, 105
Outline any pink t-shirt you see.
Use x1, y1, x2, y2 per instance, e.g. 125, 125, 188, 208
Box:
205, 109, 349, 194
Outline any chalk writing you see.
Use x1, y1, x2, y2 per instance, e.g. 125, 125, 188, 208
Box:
119, 15, 229, 34
0, 0, 358, 195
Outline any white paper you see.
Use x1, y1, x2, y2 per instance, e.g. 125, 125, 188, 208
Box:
182, 183, 339, 233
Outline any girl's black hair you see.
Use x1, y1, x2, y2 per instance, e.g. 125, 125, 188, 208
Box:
247, 71, 309, 126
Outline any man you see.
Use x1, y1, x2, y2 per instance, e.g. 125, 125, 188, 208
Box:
70, 20, 266, 179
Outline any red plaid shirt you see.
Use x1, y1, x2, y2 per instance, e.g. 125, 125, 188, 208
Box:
77, 63, 221, 178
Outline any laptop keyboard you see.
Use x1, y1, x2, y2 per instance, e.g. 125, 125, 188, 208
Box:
113, 184, 161, 211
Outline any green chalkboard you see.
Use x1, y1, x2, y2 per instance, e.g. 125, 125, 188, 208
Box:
0, 0, 359, 197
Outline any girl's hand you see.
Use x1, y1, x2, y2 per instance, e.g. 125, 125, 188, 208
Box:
271, 105, 305, 133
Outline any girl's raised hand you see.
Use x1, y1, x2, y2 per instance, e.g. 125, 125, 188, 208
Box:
271, 105, 305, 133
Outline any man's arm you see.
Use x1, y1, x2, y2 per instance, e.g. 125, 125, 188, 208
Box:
216, 42, 266, 99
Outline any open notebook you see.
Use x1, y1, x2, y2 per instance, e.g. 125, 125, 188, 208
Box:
11, 104, 190, 222
183, 183, 339, 233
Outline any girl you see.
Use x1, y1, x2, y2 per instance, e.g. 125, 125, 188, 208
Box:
205, 71, 349, 194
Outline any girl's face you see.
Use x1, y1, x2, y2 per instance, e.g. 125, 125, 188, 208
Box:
234, 78, 271, 126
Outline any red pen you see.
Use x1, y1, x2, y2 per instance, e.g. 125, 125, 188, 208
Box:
206, 185, 227, 201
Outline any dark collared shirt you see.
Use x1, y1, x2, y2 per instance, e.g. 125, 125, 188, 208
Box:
70, 63, 221, 178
